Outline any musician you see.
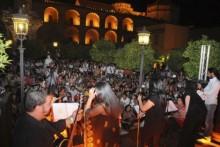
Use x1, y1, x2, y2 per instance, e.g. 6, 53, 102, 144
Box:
84, 81, 122, 147
178, 81, 207, 147
12, 89, 81, 147
137, 80, 166, 147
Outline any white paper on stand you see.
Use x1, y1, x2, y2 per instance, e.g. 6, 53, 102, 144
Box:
166, 100, 178, 113
52, 103, 79, 122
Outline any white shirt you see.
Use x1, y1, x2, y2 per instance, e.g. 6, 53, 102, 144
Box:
204, 77, 220, 105
44, 56, 53, 68
120, 97, 130, 107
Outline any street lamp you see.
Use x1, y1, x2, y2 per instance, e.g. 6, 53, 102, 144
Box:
52, 41, 61, 58
137, 27, 150, 147
137, 27, 150, 87
53, 41, 58, 47
12, 8, 29, 110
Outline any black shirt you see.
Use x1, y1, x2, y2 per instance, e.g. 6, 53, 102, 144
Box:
13, 113, 66, 147
185, 91, 207, 120
144, 93, 165, 132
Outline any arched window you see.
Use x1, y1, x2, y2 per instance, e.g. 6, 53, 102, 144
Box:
105, 15, 118, 30
44, 7, 59, 23
65, 10, 80, 26
85, 29, 99, 45
85, 13, 100, 28
104, 31, 117, 43
122, 17, 133, 31
65, 27, 80, 44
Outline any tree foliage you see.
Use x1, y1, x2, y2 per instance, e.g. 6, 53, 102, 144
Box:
24, 39, 47, 59
167, 48, 187, 71
62, 43, 90, 60
0, 34, 11, 71
90, 40, 116, 64
114, 40, 155, 72
183, 35, 220, 79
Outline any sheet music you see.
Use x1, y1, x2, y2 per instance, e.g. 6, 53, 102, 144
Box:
166, 100, 178, 113
52, 103, 79, 122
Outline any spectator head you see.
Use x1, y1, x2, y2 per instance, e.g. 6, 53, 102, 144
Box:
124, 105, 132, 112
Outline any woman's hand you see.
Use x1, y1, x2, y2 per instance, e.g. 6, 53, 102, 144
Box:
66, 109, 83, 127
137, 111, 145, 119
76, 109, 83, 122
88, 88, 96, 101
137, 94, 142, 102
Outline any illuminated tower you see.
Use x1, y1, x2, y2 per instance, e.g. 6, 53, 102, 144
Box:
113, 0, 134, 14
146, 0, 179, 23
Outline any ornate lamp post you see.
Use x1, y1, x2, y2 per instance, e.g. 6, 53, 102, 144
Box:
137, 27, 150, 87
12, 9, 29, 110
136, 27, 150, 147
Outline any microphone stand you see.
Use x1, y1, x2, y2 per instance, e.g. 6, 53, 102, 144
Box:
137, 110, 140, 147
67, 95, 83, 147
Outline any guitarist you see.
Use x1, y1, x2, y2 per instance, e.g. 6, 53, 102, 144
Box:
12, 89, 82, 147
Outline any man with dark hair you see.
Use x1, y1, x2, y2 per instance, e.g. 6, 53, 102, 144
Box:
204, 68, 220, 138
12, 90, 80, 147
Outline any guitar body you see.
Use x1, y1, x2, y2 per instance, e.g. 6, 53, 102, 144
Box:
53, 138, 68, 147
53, 134, 83, 147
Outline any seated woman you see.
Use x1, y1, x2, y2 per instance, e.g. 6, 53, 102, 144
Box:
173, 97, 186, 127
84, 81, 122, 147
121, 105, 137, 131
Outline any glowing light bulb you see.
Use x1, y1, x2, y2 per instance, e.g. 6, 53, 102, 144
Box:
18, 23, 24, 32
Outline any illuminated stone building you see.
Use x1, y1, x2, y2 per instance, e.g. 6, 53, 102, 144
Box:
29, 0, 159, 46
8, 0, 188, 54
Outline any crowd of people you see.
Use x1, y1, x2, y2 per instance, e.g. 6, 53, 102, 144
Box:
0, 55, 220, 147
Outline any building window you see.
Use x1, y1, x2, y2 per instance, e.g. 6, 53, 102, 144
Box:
89, 20, 93, 27
69, 18, 73, 25
123, 24, 127, 30
48, 15, 52, 22
108, 22, 112, 29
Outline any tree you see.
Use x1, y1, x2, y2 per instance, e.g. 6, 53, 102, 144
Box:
24, 39, 47, 59
114, 40, 155, 72
90, 40, 116, 64
0, 34, 11, 71
183, 35, 220, 79
62, 42, 90, 60
167, 48, 187, 71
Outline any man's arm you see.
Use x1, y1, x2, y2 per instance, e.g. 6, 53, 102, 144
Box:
46, 119, 66, 134
204, 82, 220, 97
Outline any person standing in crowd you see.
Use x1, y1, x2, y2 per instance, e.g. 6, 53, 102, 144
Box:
84, 81, 122, 147
178, 81, 207, 147
12, 90, 81, 147
137, 80, 166, 147
204, 68, 220, 137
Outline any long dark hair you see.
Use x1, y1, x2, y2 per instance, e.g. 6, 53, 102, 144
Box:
95, 81, 122, 118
